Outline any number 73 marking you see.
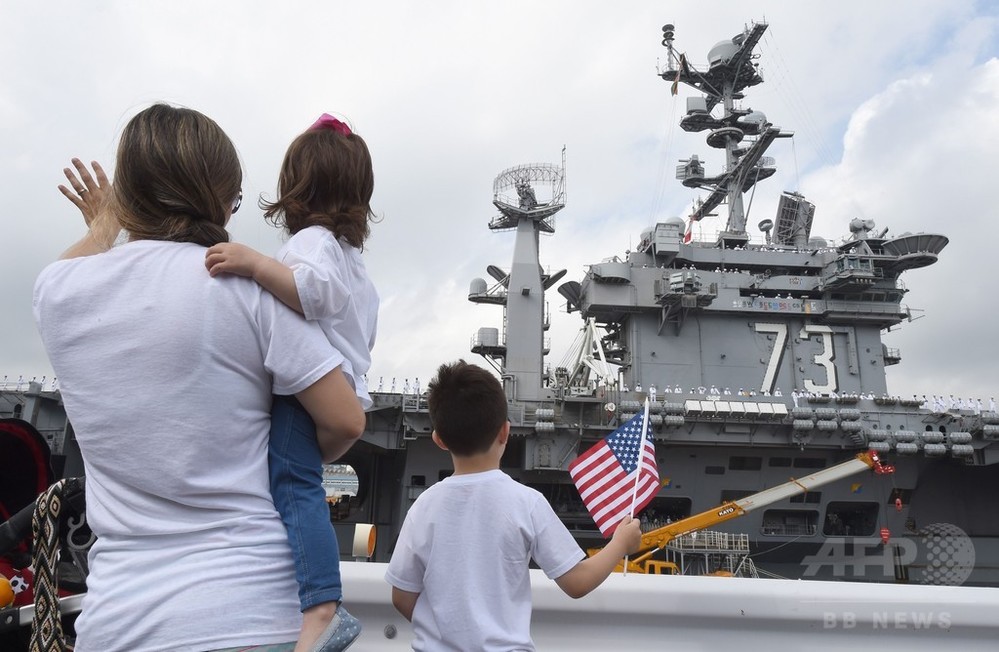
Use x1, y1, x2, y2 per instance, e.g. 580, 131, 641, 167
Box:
754, 323, 837, 394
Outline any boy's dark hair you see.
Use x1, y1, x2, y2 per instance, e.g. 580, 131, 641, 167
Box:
427, 360, 508, 457
261, 128, 374, 249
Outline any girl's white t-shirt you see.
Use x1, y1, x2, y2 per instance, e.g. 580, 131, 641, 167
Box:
279, 225, 378, 409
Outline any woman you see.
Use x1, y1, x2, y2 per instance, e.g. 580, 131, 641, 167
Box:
33, 104, 365, 652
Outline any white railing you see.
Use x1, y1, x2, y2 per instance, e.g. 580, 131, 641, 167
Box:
16, 562, 999, 649
682, 225, 845, 252
336, 562, 999, 650
668, 530, 750, 552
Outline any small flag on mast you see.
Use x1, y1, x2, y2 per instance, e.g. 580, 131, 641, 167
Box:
670, 53, 686, 96
569, 406, 658, 537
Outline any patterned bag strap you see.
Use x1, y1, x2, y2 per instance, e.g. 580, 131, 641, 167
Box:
29, 479, 68, 652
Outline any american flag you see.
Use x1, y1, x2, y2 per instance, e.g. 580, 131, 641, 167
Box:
569, 411, 659, 537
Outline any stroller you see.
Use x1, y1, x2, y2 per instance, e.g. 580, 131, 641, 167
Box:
0, 418, 91, 651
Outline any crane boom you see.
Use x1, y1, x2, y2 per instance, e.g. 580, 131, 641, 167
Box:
596, 450, 894, 573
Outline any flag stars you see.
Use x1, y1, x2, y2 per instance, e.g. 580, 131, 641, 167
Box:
609, 416, 646, 473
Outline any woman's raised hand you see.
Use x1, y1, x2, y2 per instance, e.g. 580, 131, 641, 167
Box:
58, 158, 109, 227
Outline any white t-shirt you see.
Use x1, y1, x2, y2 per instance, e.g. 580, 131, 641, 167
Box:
278, 225, 378, 409
33, 240, 344, 652
385, 469, 584, 651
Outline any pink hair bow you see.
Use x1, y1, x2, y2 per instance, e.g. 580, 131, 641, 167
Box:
310, 113, 352, 136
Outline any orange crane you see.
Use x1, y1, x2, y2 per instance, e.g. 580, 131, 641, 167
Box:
593, 450, 895, 574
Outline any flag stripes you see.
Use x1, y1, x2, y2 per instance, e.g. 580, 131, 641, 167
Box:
569, 411, 659, 537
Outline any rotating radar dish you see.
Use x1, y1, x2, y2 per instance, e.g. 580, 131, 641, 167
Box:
490, 158, 567, 233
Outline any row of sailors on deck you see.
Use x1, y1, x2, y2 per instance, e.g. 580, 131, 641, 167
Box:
631, 385, 896, 403
630, 384, 785, 401
374, 377, 421, 396
1, 375, 59, 392
789, 389, 879, 407
920, 394, 996, 414
627, 382, 998, 416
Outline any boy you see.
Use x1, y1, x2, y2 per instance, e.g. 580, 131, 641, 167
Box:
385, 360, 642, 651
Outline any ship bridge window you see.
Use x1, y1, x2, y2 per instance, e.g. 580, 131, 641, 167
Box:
838, 258, 872, 271
823, 501, 878, 536
761, 509, 818, 536
769, 457, 792, 467
790, 491, 822, 504
728, 456, 762, 471
793, 458, 826, 469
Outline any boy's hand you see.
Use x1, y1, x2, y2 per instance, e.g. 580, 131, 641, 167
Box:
205, 243, 267, 278
58, 158, 109, 227
555, 514, 646, 598
611, 515, 643, 555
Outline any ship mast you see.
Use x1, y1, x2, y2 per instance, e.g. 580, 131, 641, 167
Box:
663, 22, 792, 243
469, 158, 566, 401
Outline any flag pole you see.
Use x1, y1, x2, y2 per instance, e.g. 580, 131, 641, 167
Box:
623, 397, 652, 576
628, 398, 652, 516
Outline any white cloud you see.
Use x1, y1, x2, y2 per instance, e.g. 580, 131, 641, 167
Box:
805, 55, 999, 399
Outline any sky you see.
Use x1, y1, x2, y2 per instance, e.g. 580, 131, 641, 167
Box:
2, 0, 998, 401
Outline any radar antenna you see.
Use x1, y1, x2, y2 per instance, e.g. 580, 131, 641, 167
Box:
662, 21, 793, 242
758, 218, 773, 245
471, 152, 568, 401
490, 152, 566, 232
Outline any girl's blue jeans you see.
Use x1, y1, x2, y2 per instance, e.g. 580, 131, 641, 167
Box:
269, 394, 343, 610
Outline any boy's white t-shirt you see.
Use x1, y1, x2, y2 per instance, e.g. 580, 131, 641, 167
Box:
33, 240, 343, 652
278, 225, 378, 408
385, 469, 585, 651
